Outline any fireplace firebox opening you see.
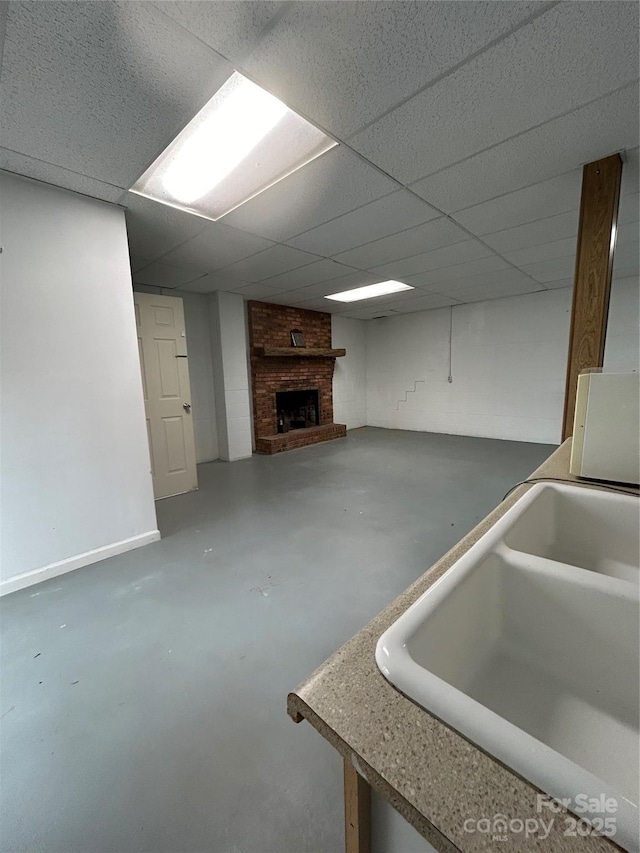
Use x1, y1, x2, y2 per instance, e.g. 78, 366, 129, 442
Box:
276, 389, 319, 433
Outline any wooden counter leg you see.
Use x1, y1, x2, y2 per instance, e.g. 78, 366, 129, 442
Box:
344, 759, 371, 853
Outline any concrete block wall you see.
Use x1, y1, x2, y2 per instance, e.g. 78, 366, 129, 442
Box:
209, 291, 253, 461
332, 316, 367, 430
365, 288, 573, 445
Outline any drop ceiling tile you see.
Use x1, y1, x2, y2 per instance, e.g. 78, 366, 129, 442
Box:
413, 267, 533, 294
291, 296, 354, 314
244, 289, 280, 304
260, 259, 357, 291
133, 262, 205, 289
339, 306, 396, 320
402, 255, 511, 289
259, 291, 314, 306
333, 218, 470, 270
411, 83, 639, 213
177, 273, 253, 294
218, 244, 319, 282
242, 1, 547, 139
0, 149, 126, 203
272, 277, 382, 304
613, 261, 640, 279
314, 270, 382, 295
521, 241, 639, 286
371, 239, 493, 279
503, 237, 577, 268
260, 292, 348, 312
232, 282, 290, 299
621, 147, 639, 196
152, 1, 284, 63
482, 211, 579, 255
222, 147, 397, 242
0, 2, 233, 188
443, 279, 545, 303
130, 256, 151, 273
454, 171, 582, 236
264, 287, 334, 305
339, 293, 446, 318
519, 254, 576, 283
132, 284, 163, 296
287, 190, 438, 256
350, 287, 437, 311
124, 193, 211, 259
543, 278, 573, 291
158, 222, 274, 272
350, 2, 638, 184
392, 294, 460, 313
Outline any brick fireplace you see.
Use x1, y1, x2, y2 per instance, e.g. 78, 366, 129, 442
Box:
248, 301, 347, 454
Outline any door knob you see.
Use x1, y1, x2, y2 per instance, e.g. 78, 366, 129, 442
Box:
183, 403, 191, 412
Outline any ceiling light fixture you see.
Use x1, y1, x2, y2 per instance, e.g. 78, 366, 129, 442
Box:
131, 72, 337, 221
325, 281, 415, 302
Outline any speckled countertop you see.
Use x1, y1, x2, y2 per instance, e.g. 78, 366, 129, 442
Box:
288, 440, 638, 852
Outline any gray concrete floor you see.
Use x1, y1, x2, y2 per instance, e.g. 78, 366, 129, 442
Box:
0, 428, 553, 853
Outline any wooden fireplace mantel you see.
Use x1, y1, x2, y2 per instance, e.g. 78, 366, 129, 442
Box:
253, 346, 346, 358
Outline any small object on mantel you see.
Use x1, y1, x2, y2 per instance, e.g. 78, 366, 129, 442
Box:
291, 329, 305, 348
253, 346, 346, 358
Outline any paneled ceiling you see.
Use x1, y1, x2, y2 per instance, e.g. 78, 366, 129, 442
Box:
1, 1, 638, 318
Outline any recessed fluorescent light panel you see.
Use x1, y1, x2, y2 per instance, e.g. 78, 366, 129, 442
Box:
131, 72, 337, 221
326, 281, 414, 303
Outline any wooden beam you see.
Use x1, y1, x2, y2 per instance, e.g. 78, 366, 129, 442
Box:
562, 153, 622, 440
344, 760, 371, 853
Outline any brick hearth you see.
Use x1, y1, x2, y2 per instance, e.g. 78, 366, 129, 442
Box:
255, 423, 346, 455
248, 301, 347, 454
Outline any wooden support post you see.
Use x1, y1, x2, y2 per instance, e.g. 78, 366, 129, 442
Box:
344, 759, 371, 853
562, 153, 622, 440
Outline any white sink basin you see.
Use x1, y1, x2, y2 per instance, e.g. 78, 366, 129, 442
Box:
504, 483, 639, 584
376, 483, 640, 851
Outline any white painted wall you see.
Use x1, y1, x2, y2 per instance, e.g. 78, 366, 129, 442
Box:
366, 289, 573, 445
134, 285, 218, 463
332, 315, 367, 429
604, 275, 640, 373
0, 172, 158, 592
208, 291, 253, 461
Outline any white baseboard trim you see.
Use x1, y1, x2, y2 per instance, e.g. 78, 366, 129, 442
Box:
0, 530, 161, 597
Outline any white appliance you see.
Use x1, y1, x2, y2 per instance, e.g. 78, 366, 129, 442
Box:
570, 372, 640, 485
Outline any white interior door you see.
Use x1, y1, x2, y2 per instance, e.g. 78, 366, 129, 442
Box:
134, 292, 198, 499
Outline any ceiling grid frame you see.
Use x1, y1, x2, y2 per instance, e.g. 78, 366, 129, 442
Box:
0, 0, 637, 313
